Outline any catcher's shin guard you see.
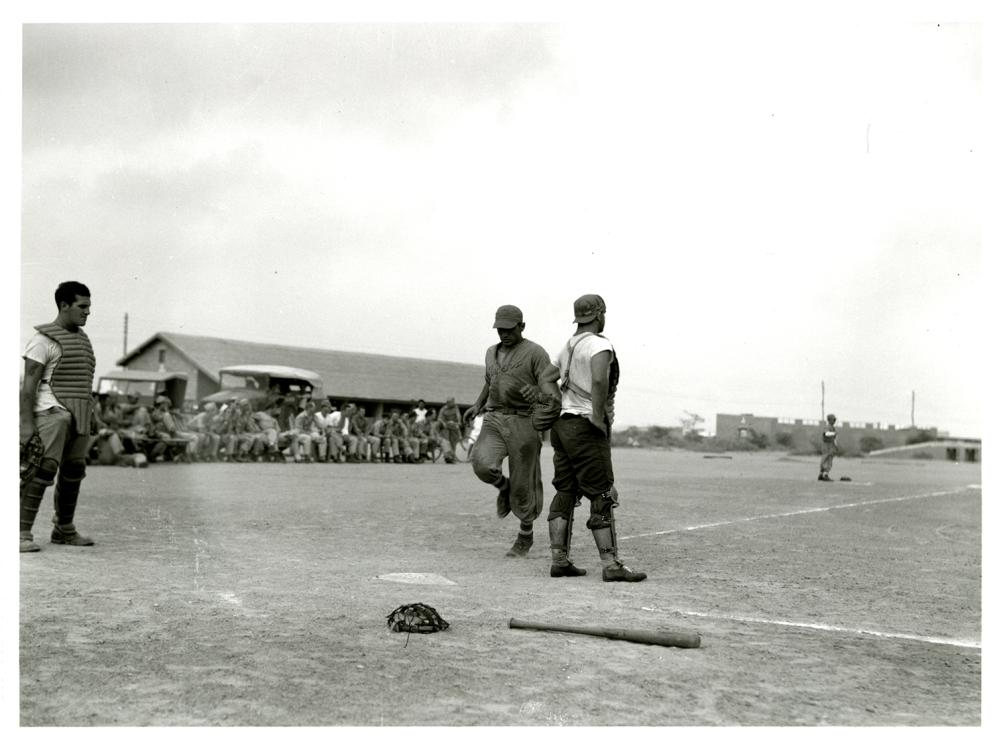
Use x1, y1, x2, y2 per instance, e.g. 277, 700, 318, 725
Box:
21, 458, 58, 535
587, 490, 620, 566
547, 491, 580, 566
52, 458, 86, 527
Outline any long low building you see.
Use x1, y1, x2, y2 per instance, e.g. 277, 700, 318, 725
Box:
714, 412, 980, 463
116, 331, 485, 417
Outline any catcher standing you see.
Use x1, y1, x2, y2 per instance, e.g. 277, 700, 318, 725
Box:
19, 281, 98, 553
536, 294, 646, 581
465, 305, 550, 557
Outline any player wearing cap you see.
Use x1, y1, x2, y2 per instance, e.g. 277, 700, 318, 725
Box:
818, 413, 838, 481
465, 305, 552, 557
19, 281, 97, 552
533, 294, 647, 582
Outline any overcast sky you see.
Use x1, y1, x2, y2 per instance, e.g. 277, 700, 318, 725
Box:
13, 11, 984, 437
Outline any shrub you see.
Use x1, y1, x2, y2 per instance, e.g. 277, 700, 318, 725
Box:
775, 432, 794, 448
858, 436, 884, 454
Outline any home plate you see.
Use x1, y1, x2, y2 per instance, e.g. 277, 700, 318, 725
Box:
376, 572, 457, 586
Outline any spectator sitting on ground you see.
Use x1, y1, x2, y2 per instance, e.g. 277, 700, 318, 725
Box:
119, 392, 153, 454
369, 411, 391, 463
150, 396, 198, 461
310, 400, 334, 463
350, 406, 373, 462
188, 402, 222, 461
427, 409, 454, 463
91, 392, 126, 465
410, 415, 432, 462
359, 408, 382, 463
323, 402, 346, 462
387, 408, 414, 463
294, 400, 322, 462
252, 407, 283, 461
221, 398, 259, 462
340, 403, 359, 461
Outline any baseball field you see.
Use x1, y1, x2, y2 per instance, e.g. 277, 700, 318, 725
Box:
18, 448, 981, 726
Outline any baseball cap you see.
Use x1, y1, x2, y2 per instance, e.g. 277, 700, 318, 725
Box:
573, 294, 606, 324
493, 304, 523, 328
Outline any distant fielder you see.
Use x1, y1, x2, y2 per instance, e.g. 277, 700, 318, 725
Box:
818, 413, 838, 481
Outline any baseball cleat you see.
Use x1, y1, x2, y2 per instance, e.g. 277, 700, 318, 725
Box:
602, 563, 646, 582
50, 527, 94, 546
550, 563, 587, 577
505, 535, 533, 557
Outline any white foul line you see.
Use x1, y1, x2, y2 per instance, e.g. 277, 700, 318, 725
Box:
641, 606, 981, 651
621, 487, 973, 541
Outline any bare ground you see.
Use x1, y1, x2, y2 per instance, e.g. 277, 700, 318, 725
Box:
19, 449, 981, 726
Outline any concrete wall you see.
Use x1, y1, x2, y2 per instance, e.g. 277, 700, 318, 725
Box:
716, 412, 941, 455
867, 442, 982, 463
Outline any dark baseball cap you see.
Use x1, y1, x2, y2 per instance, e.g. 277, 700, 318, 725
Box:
573, 294, 606, 324
493, 304, 523, 328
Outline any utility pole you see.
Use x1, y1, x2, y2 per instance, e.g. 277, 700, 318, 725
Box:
911, 390, 915, 427
123, 313, 129, 357
821, 380, 825, 421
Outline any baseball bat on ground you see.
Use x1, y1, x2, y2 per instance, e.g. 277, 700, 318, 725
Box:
508, 618, 701, 649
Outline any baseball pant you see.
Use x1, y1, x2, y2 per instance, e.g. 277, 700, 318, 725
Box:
471, 412, 543, 522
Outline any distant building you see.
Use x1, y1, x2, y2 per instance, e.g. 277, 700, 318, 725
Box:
115, 331, 484, 417
715, 412, 981, 463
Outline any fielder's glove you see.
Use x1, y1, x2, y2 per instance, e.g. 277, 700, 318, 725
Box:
386, 602, 450, 634
20, 434, 45, 482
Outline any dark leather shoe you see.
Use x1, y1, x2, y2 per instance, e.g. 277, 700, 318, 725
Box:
50, 527, 94, 546
550, 563, 587, 577
505, 535, 533, 557
602, 564, 646, 582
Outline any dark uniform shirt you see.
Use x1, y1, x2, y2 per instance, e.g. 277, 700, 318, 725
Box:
484, 338, 552, 413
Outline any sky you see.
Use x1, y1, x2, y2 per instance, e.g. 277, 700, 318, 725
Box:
10, 5, 985, 438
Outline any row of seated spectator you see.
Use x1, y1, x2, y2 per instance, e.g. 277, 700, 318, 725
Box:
89, 392, 472, 466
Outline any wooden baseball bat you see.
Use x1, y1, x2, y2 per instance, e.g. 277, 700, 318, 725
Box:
508, 618, 701, 649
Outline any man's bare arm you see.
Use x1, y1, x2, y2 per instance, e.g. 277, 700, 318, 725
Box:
464, 382, 490, 423
20, 359, 44, 443
589, 350, 612, 435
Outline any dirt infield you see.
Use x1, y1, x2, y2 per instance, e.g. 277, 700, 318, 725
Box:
19, 449, 981, 726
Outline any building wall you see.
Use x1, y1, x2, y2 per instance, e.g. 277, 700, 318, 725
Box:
121, 342, 206, 402
867, 442, 982, 462
716, 413, 941, 455
123, 340, 474, 416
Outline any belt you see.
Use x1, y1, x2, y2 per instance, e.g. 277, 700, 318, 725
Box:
486, 407, 531, 417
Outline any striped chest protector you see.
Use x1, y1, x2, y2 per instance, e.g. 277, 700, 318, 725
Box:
33, 323, 96, 436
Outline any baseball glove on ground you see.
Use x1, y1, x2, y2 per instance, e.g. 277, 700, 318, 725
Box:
20, 434, 45, 482
386, 603, 450, 633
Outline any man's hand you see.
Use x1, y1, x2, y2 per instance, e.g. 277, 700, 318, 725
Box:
463, 407, 481, 424
519, 384, 545, 403
589, 413, 608, 436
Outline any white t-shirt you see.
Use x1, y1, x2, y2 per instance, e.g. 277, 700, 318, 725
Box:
413, 407, 427, 423
552, 333, 615, 417
327, 410, 343, 430
22, 332, 64, 414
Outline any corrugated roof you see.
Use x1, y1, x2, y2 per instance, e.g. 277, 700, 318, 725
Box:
119, 332, 484, 404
